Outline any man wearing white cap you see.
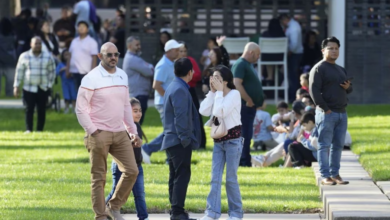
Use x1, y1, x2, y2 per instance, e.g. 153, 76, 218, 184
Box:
141, 39, 182, 163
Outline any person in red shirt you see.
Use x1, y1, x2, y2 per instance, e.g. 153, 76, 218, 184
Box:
178, 42, 206, 149
300, 73, 309, 92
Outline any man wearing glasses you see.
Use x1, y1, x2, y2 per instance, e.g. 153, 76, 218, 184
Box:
66, 21, 98, 93
76, 42, 141, 220
309, 36, 353, 186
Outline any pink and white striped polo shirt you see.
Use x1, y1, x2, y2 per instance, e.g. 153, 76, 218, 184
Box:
76, 63, 137, 135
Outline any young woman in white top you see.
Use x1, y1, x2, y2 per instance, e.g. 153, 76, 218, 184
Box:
199, 65, 243, 220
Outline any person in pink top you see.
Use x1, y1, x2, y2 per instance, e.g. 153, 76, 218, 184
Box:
76, 42, 141, 220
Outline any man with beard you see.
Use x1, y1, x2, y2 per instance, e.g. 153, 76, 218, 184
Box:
13, 37, 56, 133
123, 36, 154, 125
76, 42, 141, 220
309, 36, 353, 186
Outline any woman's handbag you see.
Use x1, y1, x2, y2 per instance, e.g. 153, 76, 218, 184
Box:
210, 116, 228, 139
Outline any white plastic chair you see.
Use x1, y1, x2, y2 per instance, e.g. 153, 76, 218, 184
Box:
258, 37, 288, 104
222, 37, 249, 65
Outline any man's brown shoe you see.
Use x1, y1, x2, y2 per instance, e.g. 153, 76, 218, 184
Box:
321, 177, 336, 185
332, 175, 349, 185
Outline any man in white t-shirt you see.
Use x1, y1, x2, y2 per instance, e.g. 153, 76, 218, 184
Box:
66, 21, 98, 94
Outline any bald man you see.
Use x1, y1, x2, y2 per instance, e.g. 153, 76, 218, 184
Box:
76, 42, 141, 220
13, 37, 56, 133
232, 42, 264, 167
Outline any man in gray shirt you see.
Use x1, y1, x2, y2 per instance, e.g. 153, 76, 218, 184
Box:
123, 36, 154, 124
309, 36, 353, 186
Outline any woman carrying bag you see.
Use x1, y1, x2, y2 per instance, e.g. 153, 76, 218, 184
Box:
199, 65, 243, 220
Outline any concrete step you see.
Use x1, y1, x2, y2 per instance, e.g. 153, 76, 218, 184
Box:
312, 151, 390, 220
330, 204, 390, 220
324, 194, 390, 219
376, 181, 390, 199
122, 213, 321, 220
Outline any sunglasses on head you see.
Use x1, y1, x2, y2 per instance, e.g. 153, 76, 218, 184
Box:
103, 52, 120, 58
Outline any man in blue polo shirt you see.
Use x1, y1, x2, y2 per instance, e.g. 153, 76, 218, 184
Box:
141, 39, 182, 163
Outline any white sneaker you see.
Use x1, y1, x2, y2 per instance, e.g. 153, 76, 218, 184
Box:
105, 205, 125, 220
24, 130, 31, 134
141, 148, 151, 164
251, 155, 265, 167
226, 217, 242, 220
199, 215, 218, 220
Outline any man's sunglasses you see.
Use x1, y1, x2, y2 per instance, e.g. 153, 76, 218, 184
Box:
103, 52, 120, 58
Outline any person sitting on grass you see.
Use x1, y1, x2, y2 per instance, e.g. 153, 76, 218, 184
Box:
105, 97, 149, 220
251, 101, 306, 167
300, 93, 352, 148
300, 73, 309, 92
271, 101, 291, 126
301, 93, 316, 113
288, 112, 318, 168
56, 49, 76, 114
296, 88, 309, 101
252, 98, 278, 151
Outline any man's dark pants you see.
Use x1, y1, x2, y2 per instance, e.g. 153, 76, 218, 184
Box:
73, 73, 85, 94
239, 105, 256, 167
135, 95, 149, 125
166, 144, 192, 216
23, 88, 48, 131
287, 53, 303, 103
189, 87, 206, 149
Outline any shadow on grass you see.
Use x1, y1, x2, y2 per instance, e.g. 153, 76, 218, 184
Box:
48, 157, 90, 164
3, 206, 91, 215
0, 145, 83, 150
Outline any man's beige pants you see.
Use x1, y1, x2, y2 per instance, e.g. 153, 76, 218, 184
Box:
85, 130, 139, 220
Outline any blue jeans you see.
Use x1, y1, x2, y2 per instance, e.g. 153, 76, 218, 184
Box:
316, 109, 348, 178
206, 137, 244, 219
239, 105, 256, 167
106, 162, 148, 220
142, 104, 164, 155
283, 139, 295, 154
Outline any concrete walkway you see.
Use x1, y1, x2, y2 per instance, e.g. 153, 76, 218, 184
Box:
123, 213, 321, 220
312, 151, 390, 220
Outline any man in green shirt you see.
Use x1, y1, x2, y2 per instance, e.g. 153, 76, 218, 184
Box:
232, 42, 263, 167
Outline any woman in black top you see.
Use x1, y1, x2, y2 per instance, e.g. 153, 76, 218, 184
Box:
301, 31, 322, 73
202, 36, 230, 93
261, 18, 285, 85
37, 19, 59, 57
0, 17, 16, 97
153, 31, 171, 65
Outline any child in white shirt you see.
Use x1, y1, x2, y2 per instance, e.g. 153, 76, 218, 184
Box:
252, 101, 277, 151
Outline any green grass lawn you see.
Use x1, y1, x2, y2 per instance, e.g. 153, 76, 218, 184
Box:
347, 105, 390, 181
1, 104, 388, 219
0, 106, 321, 219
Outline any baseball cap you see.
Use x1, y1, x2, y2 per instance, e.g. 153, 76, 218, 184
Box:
164, 39, 183, 52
